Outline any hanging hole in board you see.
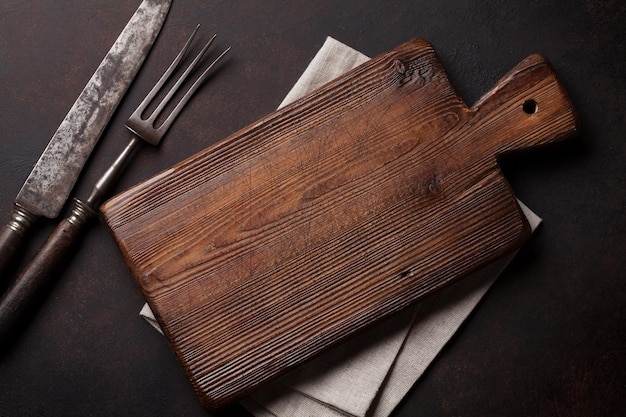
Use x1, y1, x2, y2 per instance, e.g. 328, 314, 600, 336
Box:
522, 99, 538, 114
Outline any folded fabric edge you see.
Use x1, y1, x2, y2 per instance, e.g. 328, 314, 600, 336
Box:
368, 200, 540, 417
250, 200, 541, 417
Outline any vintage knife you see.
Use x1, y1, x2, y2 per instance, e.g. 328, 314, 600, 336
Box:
0, 0, 172, 278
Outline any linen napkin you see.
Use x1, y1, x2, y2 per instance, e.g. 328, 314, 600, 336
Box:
140, 37, 542, 417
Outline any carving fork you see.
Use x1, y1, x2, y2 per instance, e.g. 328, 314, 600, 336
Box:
0, 26, 230, 342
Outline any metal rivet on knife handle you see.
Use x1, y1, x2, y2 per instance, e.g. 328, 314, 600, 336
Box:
0, 28, 230, 344
0, 0, 172, 281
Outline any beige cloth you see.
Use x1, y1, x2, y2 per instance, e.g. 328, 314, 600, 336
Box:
141, 37, 542, 417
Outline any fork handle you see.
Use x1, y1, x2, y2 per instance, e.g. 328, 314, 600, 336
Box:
0, 204, 39, 283
0, 199, 96, 342
0, 138, 143, 342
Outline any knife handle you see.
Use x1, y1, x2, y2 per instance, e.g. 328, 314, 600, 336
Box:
0, 199, 96, 343
0, 204, 39, 282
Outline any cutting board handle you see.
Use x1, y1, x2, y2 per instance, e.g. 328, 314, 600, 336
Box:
470, 54, 578, 158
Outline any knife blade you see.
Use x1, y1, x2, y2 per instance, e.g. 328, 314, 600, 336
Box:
0, 0, 172, 278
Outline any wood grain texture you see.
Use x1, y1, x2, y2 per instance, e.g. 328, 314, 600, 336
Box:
101, 39, 577, 409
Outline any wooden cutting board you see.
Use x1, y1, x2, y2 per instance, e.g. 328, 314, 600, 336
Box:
101, 39, 577, 409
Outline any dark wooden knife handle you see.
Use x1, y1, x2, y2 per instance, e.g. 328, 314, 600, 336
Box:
0, 204, 39, 282
0, 199, 96, 343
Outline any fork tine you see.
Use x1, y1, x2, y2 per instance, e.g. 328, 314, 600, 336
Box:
149, 33, 217, 125
157, 46, 231, 135
130, 24, 201, 124
126, 26, 230, 146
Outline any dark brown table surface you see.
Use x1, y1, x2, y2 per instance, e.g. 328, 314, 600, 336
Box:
0, 1, 624, 416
